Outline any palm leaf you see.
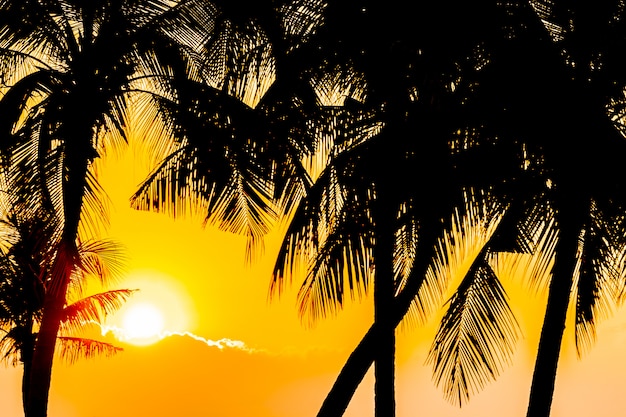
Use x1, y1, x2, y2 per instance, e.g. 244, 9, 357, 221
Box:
0, 326, 23, 366
427, 250, 520, 406
56, 336, 122, 365
77, 239, 127, 284
297, 227, 374, 324
574, 203, 626, 355
61, 289, 136, 335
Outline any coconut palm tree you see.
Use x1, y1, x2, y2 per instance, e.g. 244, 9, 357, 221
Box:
269, 1, 533, 415
506, 2, 626, 416
311, 1, 626, 416
0, 1, 213, 415
0, 195, 133, 413
455, 2, 626, 415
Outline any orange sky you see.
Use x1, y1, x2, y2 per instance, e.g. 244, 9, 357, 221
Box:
2, 143, 626, 417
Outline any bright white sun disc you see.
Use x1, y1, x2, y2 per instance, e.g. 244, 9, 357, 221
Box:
122, 303, 165, 342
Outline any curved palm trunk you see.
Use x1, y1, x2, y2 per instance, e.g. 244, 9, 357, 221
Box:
372, 199, 397, 417
25, 259, 72, 417
526, 203, 585, 417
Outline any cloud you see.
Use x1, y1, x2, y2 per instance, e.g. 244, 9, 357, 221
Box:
96, 322, 257, 352
158, 331, 259, 353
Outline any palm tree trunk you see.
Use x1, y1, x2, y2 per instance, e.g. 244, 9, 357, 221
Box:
526, 209, 583, 417
21, 316, 34, 412
22, 360, 31, 412
374, 297, 395, 417
25, 246, 76, 417
373, 202, 396, 417
25, 300, 63, 417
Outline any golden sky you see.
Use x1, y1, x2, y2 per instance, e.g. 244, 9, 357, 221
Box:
2, 142, 626, 417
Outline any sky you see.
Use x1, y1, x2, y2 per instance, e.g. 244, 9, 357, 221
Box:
2, 142, 626, 417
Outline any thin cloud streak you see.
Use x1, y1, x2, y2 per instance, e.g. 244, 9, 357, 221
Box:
159, 330, 260, 353
95, 322, 257, 352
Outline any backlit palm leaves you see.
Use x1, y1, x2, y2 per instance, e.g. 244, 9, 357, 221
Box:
3, 2, 626, 417
281, 2, 534, 416
0, 200, 132, 410
0, 1, 197, 415
130, 0, 333, 259
310, 1, 626, 416
481, 3, 626, 416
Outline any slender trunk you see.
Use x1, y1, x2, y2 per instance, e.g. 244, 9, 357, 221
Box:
374, 289, 395, 417
373, 200, 396, 417
526, 210, 583, 417
22, 359, 31, 413
22, 355, 31, 412
21, 315, 34, 412
25, 247, 75, 417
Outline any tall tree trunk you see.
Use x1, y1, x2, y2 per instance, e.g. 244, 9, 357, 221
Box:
373, 199, 396, 417
21, 315, 34, 412
526, 204, 584, 417
25, 245, 76, 417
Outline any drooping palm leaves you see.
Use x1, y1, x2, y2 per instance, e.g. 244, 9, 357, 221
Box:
306, 1, 626, 416
0, 1, 213, 415
265, 1, 538, 415
129, 0, 332, 263
0, 198, 133, 412
475, 2, 626, 416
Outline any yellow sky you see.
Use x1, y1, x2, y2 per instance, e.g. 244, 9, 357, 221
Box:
2, 142, 626, 417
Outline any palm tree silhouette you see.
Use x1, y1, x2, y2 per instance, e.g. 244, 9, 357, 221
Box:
269, 2, 533, 415
313, 2, 626, 416
129, 4, 626, 417
126, 3, 434, 414
0, 1, 208, 415
505, 2, 626, 416
0, 198, 133, 413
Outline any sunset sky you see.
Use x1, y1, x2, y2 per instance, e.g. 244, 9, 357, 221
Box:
2, 141, 626, 417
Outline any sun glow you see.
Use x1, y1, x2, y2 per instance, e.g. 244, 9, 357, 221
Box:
120, 303, 165, 344
103, 270, 195, 346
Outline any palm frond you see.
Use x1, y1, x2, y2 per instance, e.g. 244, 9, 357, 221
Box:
144, 0, 218, 50
271, 200, 319, 296
0, 70, 58, 151
427, 253, 520, 406
280, 0, 326, 47
574, 204, 626, 356
271, 108, 383, 297
77, 239, 127, 284
0, 326, 22, 366
297, 229, 373, 325
56, 336, 122, 365
205, 163, 277, 260
78, 169, 111, 240
224, 33, 275, 109
0, 0, 70, 68
393, 201, 418, 291
61, 289, 136, 335
131, 81, 282, 258
403, 191, 504, 326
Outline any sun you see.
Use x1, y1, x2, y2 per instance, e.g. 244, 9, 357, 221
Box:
121, 303, 165, 344
103, 269, 195, 346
